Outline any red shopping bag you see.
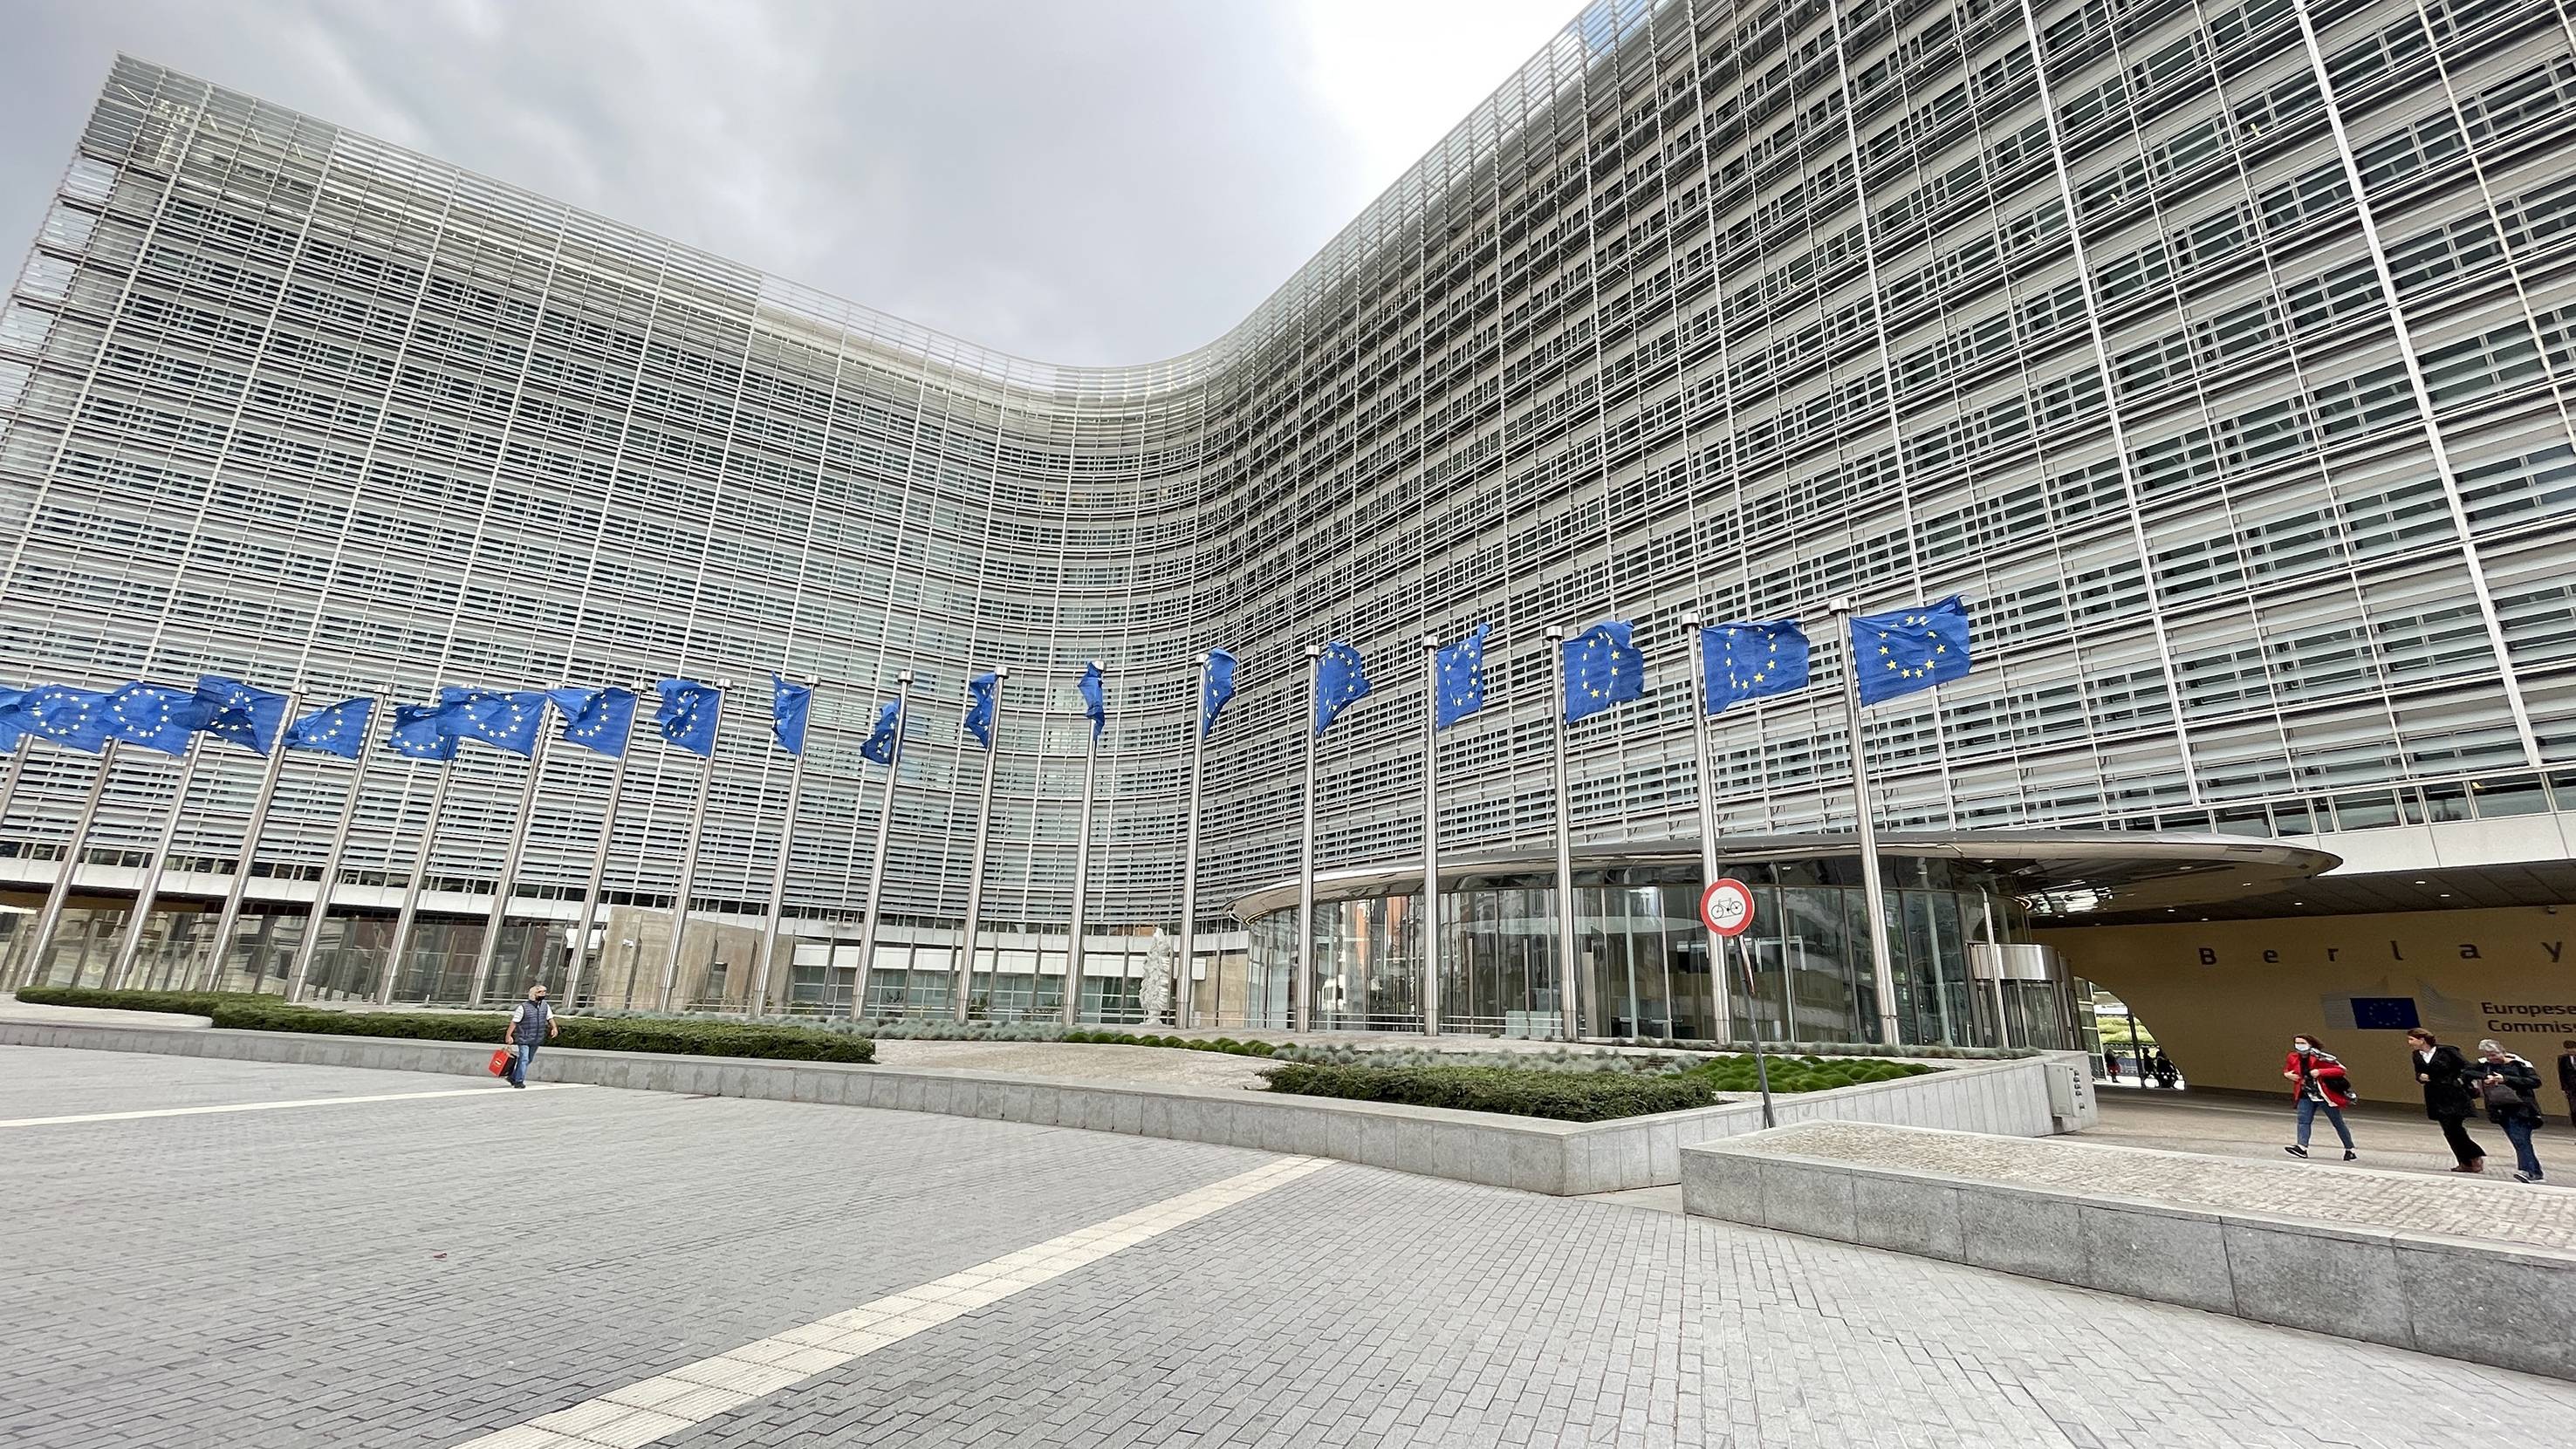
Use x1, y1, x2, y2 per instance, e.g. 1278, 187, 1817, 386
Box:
488, 1048, 513, 1076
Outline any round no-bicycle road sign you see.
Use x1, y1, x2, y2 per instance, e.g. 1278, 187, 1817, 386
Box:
1700, 878, 1755, 937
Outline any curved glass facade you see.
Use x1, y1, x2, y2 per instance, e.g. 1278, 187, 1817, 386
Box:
1246, 854, 2075, 1047
3, 0, 2575, 1020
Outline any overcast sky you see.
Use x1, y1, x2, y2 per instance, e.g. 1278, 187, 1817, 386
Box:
3, 0, 1578, 366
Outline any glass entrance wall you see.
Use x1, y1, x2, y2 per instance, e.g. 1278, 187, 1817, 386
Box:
1244, 854, 2058, 1047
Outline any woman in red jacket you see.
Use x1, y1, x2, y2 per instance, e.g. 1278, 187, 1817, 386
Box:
2284, 1034, 2358, 1161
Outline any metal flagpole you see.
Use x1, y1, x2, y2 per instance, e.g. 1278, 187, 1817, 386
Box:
13, 742, 120, 990
853, 673, 910, 1019
1419, 632, 1442, 1037
465, 729, 551, 1006
1063, 662, 1101, 1029
1829, 597, 1904, 1046
1681, 614, 1734, 1039
378, 755, 457, 1006
287, 741, 374, 1003
1175, 652, 1209, 1030
106, 735, 209, 991
0, 734, 32, 831
561, 745, 630, 1010
1549, 625, 1580, 1042
656, 678, 727, 1013
955, 668, 1005, 1022
1297, 645, 1319, 1033
199, 690, 299, 992
750, 678, 813, 1016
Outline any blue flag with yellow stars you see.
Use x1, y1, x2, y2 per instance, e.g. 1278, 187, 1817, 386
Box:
1202, 649, 1239, 736
102, 682, 216, 755
1312, 641, 1372, 735
389, 702, 462, 762
285, 697, 375, 759
547, 687, 636, 758
0, 684, 25, 752
1435, 624, 1490, 729
195, 675, 291, 755
963, 672, 999, 751
435, 686, 548, 756
1561, 621, 1646, 724
1698, 621, 1810, 716
1078, 662, 1106, 740
771, 673, 812, 755
1851, 596, 1973, 706
20, 685, 113, 752
654, 679, 723, 757
860, 699, 901, 763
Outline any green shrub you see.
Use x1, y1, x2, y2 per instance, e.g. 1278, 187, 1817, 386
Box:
1684, 1054, 1936, 1095
208, 1001, 874, 1063
14, 986, 278, 1015
1059, 1028, 1276, 1057
1259, 1062, 1716, 1122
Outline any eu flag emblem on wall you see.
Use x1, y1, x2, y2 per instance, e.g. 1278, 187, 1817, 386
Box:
286, 697, 375, 758
1312, 642, 1372, 735
1202, 649, 1239, 736
1078, 662, 1106, 740
1435, 624, 1490, 729
1561, 621, 1645, 724
860, 700, 901, 764
436, 687, 547, 756
389, 702, 462, 762
547, 687, 636, 758
1698, 621, 1810, 716
102, 682, 215, 755
195, 675, 291, 755
654, 679, 723, 757
963, 672, 999, 750
1851, 596, 1973, 706
771, 673, 812, 755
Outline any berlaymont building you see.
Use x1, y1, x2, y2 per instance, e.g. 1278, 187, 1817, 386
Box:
4, 0, 2575, 1093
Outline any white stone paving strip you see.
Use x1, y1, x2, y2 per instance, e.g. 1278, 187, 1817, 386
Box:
0, 1083, 580, 1128
452, 1155, 1334, 1449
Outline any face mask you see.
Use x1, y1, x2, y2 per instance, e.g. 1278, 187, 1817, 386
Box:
2293, 1043, 2312, 1053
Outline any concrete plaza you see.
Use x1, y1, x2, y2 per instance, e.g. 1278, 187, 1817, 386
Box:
3, 1044, 2569, 1448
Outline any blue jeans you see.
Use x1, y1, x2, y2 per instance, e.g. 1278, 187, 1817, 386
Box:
2296, 1097, 2353, 1149
506, 1042, 538, 1086
2500, 1115, 2544, 1179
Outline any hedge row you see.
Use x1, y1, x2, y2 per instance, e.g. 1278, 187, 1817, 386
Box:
1687, 1054, 1937, 1095
1062, 1029, 1278, 1057
15, 986, 277, 1015
202, 1001, 877, 1063
1259, 1062, 1716, 1122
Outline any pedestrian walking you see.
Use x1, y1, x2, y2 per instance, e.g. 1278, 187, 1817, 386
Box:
2556, 1038, 2576, 1127
2405, 1029, 2484, 1173
2282, 1034, 2357, 1161
2472, 1039, 2547, 1183
2151, 1049, 2179, 1090
500, 984, 558, 1089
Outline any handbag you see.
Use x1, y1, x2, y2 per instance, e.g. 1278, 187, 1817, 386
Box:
2479, 1076, 2527, 1112
488, 1047, 514, 1076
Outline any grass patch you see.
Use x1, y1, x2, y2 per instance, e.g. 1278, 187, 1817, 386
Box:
1686, 1054, 1938, 1094
1063, 1029, 1278, 1056
207, 1001, 875, 1063
13, 986, 278, 1015
1259, 1062, 1717, 1122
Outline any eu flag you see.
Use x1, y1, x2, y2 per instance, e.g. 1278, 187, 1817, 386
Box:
963, 672, 999, 750
860, 699, 901, 764
547, 687, 636, 757
1698, 621, 1811, 716
1435, 624, 1490, 729
654, 679, 723, 757
102, 682, 216, 755
389, 702, 462, 762
1202, 648, 1239, 736
0, 685, 24, 752
1561, 621, 1645, 724
1312, 642, 1372, 735
195, 675, 291, 755
436, 686, 547, 756
20, 686, 112, 752
1851, 596, 1973, 706
1078, 662, 1106, 740
285, 697, 375, 758
771, 673, 812, 755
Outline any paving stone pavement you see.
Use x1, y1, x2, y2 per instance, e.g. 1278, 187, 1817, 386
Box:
3, 1045, 2572, 1448
1745, 1119, 2576, 1250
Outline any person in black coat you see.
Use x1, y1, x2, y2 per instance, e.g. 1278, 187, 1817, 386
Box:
2557, 1038, 2576, 1126
2474, 1039, 2547, 1184
2406, 1029, 2484, 1172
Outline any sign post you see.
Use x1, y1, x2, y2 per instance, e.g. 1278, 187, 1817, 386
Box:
1701, 878, 1775, 1129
